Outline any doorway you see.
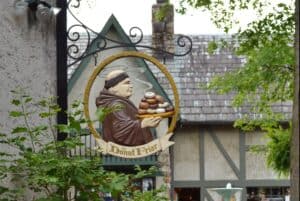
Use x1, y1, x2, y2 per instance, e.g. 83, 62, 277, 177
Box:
174, 188, 200, 201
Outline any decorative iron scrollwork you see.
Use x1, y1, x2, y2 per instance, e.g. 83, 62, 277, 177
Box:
67, 0, 193, 67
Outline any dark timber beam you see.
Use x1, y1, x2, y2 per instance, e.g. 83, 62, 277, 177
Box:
56, 0, 68, 140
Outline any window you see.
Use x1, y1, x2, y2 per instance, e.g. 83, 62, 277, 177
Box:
247, 187, 290, 201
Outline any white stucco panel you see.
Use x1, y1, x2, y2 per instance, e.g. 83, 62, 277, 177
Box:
212, 126, 240, 169
204, 130, 238, 180
174, 127, 200, 181
246, 151, 278, 179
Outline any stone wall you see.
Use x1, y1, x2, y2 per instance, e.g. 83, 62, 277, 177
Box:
0, 1, 57, 199
0, 0, 57, 134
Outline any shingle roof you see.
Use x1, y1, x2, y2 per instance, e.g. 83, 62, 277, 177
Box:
139, 35, 292, 123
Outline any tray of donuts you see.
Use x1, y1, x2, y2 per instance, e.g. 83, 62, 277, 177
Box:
137, 91, 174, 118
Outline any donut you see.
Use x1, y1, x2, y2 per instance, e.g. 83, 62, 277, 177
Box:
147, 109, 156, 114
149, 103, 158, 109
156, 108, 166, 113
138, 109, 148, 115
139, 102, 149, 109
155, 95, 164, 103
144, 92, 156, 99
141, 97, 147, 102
166, 106, 174, 112
158, 102, 169, 108
146, 98, 157, 104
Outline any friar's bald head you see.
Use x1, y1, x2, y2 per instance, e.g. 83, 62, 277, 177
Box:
105, 70, 126, 81
104, 70, 133, 98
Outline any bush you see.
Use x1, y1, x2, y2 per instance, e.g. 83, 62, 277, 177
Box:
0, 89, 168, 201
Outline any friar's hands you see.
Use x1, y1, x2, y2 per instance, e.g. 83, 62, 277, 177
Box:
141, 117, 162, 128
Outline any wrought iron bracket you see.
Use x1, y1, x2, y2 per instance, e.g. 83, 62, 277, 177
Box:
67, 0, 193, 67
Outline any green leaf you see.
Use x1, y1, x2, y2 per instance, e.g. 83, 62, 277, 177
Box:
10, 90, 17, 93
96, 107, 106, 123
0, 140, 9, 144
0, 185, 9, 194
71, 100, 81, 108
38, 100, 47, 107
154, 2, 173, 21
39, 112, 51, 118
68, 116, 81, 132
12, 127, 28, 134
32, 125, 48, 132
9, 111, 23, 117
207, 41, 218, 54
11, 99, 21, 106
9, 136, 27, 145
56, 124, 71, 133
35, 196, 64, 201
96, 105, 123, 123
25, 97, 32, 103
0, 152, 14, 157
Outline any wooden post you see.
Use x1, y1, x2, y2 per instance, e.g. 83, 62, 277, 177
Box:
291, 0, 299, 200
56, 0, 68, 141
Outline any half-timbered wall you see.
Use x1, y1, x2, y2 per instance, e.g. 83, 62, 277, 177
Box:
172, 125, 290, 201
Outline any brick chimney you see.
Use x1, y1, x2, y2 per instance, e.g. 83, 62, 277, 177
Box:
152, 0, 174, 59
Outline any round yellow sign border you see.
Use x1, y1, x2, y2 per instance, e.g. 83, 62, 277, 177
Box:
84, 51, 179, 142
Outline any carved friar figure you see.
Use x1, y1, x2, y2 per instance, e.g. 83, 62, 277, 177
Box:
96, 70, 161, 146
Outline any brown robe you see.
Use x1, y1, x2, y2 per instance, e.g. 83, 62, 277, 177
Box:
95, 89, 153, 146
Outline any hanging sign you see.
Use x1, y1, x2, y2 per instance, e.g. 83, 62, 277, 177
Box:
84, 51, 179, 158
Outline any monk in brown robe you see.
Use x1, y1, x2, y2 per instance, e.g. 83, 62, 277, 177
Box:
96, 70, 161, 146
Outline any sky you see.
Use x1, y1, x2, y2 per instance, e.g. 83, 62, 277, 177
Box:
67, 0, 292, 35
67, 0, 225, 35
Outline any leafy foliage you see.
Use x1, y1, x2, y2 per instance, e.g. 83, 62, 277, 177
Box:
96, 104, 123, 123
122, 185, 168, 201
0, 89, 168, 201
172, 0, 295, 176
176, 0, 212, 14
265, 126, 291, 176
155, 1, 173, 22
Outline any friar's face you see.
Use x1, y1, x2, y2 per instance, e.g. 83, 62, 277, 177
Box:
109, 77, 133, 98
